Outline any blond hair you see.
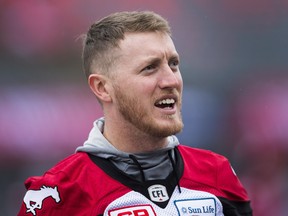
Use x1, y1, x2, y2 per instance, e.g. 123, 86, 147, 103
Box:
82, 11, 171, 78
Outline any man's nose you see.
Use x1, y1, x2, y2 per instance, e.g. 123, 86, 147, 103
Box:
158, 66, 182, 89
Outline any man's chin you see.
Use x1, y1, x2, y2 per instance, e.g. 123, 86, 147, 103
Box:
146, 120, 183, 138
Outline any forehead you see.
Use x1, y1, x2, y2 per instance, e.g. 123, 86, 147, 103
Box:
118, 32, 178, 60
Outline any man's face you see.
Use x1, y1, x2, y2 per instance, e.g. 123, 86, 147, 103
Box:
110, 32, 183, 138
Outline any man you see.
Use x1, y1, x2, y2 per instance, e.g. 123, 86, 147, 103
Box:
18, 11, 252, 215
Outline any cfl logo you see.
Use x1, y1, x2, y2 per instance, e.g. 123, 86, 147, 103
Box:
148, 184, 169, 202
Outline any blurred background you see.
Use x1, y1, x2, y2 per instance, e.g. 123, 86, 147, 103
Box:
1, 0, 288, 215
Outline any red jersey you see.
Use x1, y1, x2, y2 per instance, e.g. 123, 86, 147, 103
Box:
18, 145, 252, 215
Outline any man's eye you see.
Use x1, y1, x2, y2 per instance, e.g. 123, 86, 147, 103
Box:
142, 64, 156, 72
169, 60, 179, 69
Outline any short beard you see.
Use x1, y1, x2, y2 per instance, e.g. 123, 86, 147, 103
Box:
113, 84, 183, 138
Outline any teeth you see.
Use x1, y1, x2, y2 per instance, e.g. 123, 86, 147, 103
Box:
158, 98, 175, 105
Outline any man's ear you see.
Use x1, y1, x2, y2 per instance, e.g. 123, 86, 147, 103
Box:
88, 74, 112, 103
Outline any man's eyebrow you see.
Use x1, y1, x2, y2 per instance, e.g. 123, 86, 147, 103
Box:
170, 54, 180, 60
140, 56, 162, 67
139, 52, 179, 68
147, 57, 161, 65
168, 54, 180, 62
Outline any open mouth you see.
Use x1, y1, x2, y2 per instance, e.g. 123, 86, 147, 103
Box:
154, 98, 176, 109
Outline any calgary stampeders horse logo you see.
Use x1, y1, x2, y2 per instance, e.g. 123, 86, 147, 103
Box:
23, 185, 61, 215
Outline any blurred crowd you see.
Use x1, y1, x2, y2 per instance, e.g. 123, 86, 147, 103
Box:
1, 0, 288, 215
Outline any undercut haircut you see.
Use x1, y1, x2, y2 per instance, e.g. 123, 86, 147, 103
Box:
82, 11, 171, 79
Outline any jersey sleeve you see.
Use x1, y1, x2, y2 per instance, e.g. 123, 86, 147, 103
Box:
216, 156, 253, 215
17, 172, 92, 216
